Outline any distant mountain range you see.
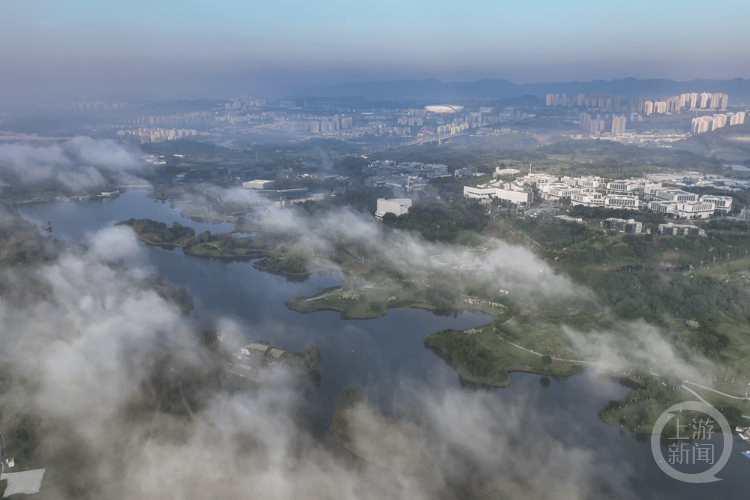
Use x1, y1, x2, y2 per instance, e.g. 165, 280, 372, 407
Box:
299, 78, 750, 105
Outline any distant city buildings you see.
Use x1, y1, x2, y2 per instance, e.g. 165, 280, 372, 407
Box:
125, 111, 216, 127
397, 116, 424, 127
579, 112, 605, 135
691, 111, 745, 134
116, 127, 205, 143
437, 122, 470, 135
309, 114, 353, 133
611, 115, 627, 136
71, 101, 129, 111
579, 112, 626, 136
547, 91, 729, 114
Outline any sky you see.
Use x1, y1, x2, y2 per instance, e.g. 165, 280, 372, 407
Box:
1, 0, 750, 101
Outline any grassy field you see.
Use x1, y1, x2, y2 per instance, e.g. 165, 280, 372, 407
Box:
601, 382, 750, 434
286, 275, 514, 320
424, 323, 583, 387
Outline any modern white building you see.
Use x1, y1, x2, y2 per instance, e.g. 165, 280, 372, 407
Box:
243, 180, 275, 189
494, 167, 521, 176
495, 185, 533, 204
606, 180, 647, 193
649, 200, 714, 219
676, 201, 715, 219
463, 183, 532, 204
571, 192, 604, 207
699, 195, 732, 213
575, 176, 603, 189
463, 186, 495, 200
518, 173, 558, 187
375, 198, 413, 220
544, 184, 580, 200
648, 201, 678, 215
604, 195, 639, 209
652, 189, 698, 202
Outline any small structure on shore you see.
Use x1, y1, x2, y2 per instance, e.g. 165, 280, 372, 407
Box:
238, 343, 290, 366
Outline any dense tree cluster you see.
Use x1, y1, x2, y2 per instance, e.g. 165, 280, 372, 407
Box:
118, 219, 195, 243
383, 202, 489, 243
568, 205, 666, 231
425, 329, 495, 377
256, 254, 307, 275
569, 268, 740, 356
513, 218, 596, 249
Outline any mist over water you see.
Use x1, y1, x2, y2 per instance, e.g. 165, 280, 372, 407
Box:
8, 192, 749, 499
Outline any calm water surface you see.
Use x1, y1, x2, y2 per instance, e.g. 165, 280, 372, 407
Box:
18, 191, 750, 499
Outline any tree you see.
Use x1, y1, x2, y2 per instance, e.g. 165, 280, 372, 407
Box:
302, 344, 320, 370
541, 355, 552, 366
381, 212, 398, 224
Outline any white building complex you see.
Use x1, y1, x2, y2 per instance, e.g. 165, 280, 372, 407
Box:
463, 180, 533, 205
375, 198, 412, 220
691, 111, 745, 134
470, 172, 734, 220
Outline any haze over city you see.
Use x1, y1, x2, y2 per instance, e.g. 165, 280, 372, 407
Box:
2, 0, 750, 102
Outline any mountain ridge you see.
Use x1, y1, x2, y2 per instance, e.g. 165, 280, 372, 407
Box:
296, 77, 750, 104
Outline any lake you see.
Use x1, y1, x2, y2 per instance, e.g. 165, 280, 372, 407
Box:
18, 190, 750, 499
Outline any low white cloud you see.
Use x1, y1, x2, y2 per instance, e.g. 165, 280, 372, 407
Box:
0, 206, 638, 499
0, 137, 150, 191
563, 321, 710, 381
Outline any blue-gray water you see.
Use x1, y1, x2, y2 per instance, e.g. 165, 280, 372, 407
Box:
18, 190, 750, 499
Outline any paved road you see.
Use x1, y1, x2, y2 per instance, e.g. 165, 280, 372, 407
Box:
683, 380, 750, 401
681, 385, 710, 405
497, 335, 625, 371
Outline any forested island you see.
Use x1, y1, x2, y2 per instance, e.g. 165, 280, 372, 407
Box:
118, 218, 310, 276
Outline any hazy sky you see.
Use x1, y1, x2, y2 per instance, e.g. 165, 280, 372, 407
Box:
2, 0, 750, 101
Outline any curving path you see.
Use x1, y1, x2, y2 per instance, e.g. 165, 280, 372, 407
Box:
683, 380, 750, 401
680, 385, 710, 405
497, 334, 750, 421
